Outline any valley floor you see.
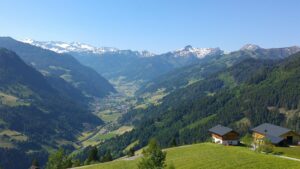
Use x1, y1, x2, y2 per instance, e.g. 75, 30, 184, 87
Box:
73, 143, 300, 169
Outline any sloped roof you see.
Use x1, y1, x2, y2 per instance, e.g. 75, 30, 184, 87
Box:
251, 123, 291, 137
209, 125, 234, 136
265, 134, 285, 144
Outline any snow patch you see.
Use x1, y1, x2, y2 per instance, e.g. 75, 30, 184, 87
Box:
173, 45, 223, 59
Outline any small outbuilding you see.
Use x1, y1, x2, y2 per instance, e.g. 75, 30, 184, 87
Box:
252, 123, 300, 146
209, 125, 239, 145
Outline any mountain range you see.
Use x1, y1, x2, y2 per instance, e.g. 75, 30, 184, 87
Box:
139, 44, 300, 94
22, 39, 224, 82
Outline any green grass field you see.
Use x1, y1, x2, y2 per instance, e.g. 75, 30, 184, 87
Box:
0, 129, 28, 148
274, 146, 300, 159
75, 143, 300, 169
0, 92, 30, 107
80, 126, 133, 147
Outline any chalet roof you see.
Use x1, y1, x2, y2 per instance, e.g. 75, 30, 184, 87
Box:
209, 125, 234, 136
251, 123, 291, 137
265, 134, 285, 144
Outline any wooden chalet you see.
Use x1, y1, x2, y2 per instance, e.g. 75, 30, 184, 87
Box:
209, 125, 239, 145
252, 123, 300, 146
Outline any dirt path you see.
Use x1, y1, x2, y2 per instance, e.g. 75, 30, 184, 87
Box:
274, 155, 300, 162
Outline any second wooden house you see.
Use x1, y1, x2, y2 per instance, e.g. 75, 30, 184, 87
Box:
209, 125, 239, 145
252, 123, 300, 146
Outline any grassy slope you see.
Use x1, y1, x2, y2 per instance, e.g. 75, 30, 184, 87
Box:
274, 146, 300, 159
76, 143, 300, 169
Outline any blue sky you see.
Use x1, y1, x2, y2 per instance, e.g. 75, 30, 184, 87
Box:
0, 0, 300, 53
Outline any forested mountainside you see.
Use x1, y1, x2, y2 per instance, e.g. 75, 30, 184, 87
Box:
0, 49, 103, 169
87, 51, 300, 160
139, 45, 300, 94
0, 37, 115, 98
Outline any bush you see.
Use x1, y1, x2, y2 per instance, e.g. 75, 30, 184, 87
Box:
241, 133, 253, 147
126, 147, 135, 157
257, 138, 274, 154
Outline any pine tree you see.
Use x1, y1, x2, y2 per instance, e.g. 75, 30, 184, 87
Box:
45, 148, 73, 169
30, 158, 40, 168
87, 146, 99, 163
101, 150, 113, 162
126, 147, 135, 157
137, 138, 166, 169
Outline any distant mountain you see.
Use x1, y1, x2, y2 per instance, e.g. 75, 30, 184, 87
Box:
22, 38, 119, 54
240, 44, 261, 51
0, 48, 103, 169
171, 45, 223, 58
22, 39, 223, 82
0, 37, 115, 98
139, 45, 300, 94
239, 44, 300, 59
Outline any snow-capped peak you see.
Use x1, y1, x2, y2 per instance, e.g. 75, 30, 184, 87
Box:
173, 45, 223, 59
139, 50, 156, 57
241, 44, 261, 51
20, 39, 119, 54
22, 38, 34, 44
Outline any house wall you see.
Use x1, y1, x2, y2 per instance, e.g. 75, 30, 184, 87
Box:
223, 140, 239, 145
211, 133, 239, 145
253, 131, 300, 145
280, 131, 300, 145
212, 134, 223, 140
252, 132, 265, 143
223, 131, 239, 140
212, 135, 223, 144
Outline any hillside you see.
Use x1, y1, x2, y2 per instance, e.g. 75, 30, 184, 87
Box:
139, 45, 300, 94
0, 48, 103, 169
0, 37, 115, 98
76, 143, 300, 169
89, 51, 300, 159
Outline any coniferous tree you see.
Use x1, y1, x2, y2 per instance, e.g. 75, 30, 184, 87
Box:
72, 159, 81, 167
137, 139, 166, 169
126, 147, 135, 157
86, 146, 99, 163
45, 148, 72, 169
101, 150, 113, 162
30, 158, 40, 169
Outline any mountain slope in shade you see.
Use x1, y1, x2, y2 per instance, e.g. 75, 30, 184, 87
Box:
0, 48, 103, 169
0, 37, 115, 98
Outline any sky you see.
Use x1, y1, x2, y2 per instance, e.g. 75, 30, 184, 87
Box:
0, 0, 300, 53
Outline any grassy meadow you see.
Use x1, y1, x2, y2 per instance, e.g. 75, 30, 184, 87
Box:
75, 143, 300, 169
